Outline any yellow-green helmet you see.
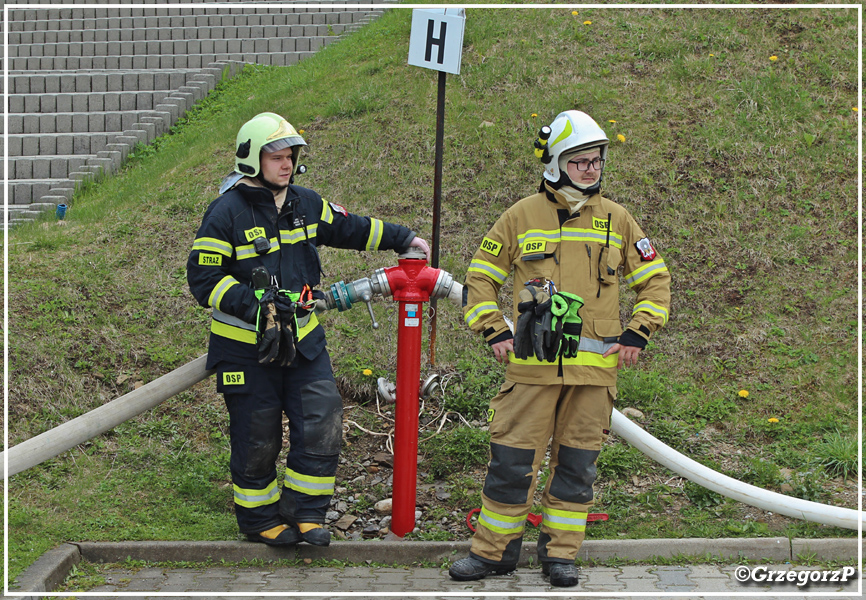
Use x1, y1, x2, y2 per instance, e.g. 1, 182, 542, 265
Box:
234, 112, 307, 177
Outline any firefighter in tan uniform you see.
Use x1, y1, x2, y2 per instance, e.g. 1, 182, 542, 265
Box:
449, 110, 671, 587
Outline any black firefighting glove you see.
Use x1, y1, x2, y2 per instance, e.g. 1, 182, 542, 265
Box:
551, 291, 584, 358
256, 287, 283, 365
272, 291, 298, 367
513, 287, 538, 360
513, 282, 558, 363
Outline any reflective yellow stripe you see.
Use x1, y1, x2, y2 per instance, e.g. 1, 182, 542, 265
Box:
542, 507, 587, 532
478, 507, 526, 536
509, 351, 617, 369
212, 319, 257, 344
464, 302, 499, 327
633, 300, 668, 325
366, 218, 384, 251
321, 200, 334, 224
517, 229, 560, 245
624, 259, 668, 288
296, 311, 319, 341
233, 479, 280, 508
468, 260, 509, 284
561, 227, 624, 249
236, 237, 279, 260
284, 469, 335, 496
207, 276, 239, 310
192, 237, 233, 256
280, 224, 318, 245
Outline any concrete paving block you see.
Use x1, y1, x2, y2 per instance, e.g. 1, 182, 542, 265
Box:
22, 136, 41, 156
73, 135, 92, 155
10, 182, 31, 205
88, 93, 105, 112
56, 135, 74, 156
120, 92, 137, 112
32, 158, 53, 180
9, 115, 24, 135
39, 114, 56, 134
72, 93, 89, 112
39, 136, 57, 156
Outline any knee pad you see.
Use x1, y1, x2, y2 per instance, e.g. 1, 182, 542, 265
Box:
243, 406, 283, 479
483, 443, 536, 505
549, 445, 599, 504
300, 380, 343, 456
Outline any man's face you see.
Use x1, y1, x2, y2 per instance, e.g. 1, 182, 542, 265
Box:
259, 148, 294, 189
566, 148, 603, 187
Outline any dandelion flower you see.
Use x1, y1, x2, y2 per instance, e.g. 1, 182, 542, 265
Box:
616, 134, 626, 143
738, 390, 749, 398
769, 55, 778, 61
299, 129, 305, 134
584, 20, 592, 25
853, 107, 859, 112
768, 417, 779, 423
362, 369, 373, 376
571, 10, 578, 16
531, 113, 538, 118
608, 119, 617, 123
709, 53, 715, 57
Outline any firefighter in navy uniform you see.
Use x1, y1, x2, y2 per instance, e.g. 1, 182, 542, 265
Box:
187, 112, 429, 547
450, 110, 671, 586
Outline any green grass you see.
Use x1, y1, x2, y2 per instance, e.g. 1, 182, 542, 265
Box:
3, 5, 859, 585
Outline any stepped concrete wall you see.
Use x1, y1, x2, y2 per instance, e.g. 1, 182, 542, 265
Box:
4, 0, 387, 226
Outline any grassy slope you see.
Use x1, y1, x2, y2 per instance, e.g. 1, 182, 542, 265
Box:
3, 6, 859, 582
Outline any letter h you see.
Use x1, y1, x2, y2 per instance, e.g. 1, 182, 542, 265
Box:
425, 19, 447, 64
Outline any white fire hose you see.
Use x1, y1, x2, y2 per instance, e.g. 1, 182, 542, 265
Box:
2, 276, 862, 530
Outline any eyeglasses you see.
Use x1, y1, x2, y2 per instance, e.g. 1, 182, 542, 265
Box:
568, 157, 605, 171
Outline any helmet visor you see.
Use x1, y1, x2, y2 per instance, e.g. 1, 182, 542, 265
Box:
261, 136, 306, 154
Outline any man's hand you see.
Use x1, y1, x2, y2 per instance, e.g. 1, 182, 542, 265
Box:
408, 237, 431, 261
603, 343, 641, 369
491, 339, 514, 364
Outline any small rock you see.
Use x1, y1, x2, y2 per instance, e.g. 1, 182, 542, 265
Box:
379, 516, 392, 528
780, 483, 794, 493
366, 465, 380, 474
350, 476, 366, 485
334, 514, 357, 531
116, 374, 130, 385
303, 558, 312, 565
414, 510, 422, 520
622, 407, 644, 419
480, 120, 495, 128
335, 501, 348, 513
362, 523, 379, 538
436, 490, 451, 501
325, 511, 340, 522
133, 380, 144, 389
375, 499, 393, 515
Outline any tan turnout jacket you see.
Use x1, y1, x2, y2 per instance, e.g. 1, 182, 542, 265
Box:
463, 183, 672, 387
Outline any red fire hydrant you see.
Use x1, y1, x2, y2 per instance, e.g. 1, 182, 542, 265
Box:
322, 248, 461, 538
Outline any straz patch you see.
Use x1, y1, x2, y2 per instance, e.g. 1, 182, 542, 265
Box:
329, 201, 348, 217
635, 237, 657, 261
198, 253, 223, 266
523, 240, 546, 254
222, 372, 245, 385
480, 237, 503, 257
593, 217, 610, 231
244, 227, 267, 242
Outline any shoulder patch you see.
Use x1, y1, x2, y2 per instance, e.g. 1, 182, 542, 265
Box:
329, 201, 348, 217
635, 237, 657, 261
480, 237, 503, 257
198, 253, 223, 266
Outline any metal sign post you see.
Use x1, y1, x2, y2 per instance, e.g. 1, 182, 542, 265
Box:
408, 8, 465, 365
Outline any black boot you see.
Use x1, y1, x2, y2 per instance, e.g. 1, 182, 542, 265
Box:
245, 524, 301, 546
542, 562, 579, 587
448, 556, 516, 581
298, 524, 331, 546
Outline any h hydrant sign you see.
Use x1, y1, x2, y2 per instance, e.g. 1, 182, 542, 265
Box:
407, 9, 466, 75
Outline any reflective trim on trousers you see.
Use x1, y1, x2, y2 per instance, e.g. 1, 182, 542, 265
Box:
233, 479, 280, 508
542, 507, 587, 532
284, 468, 335, 497
478, 507, 527, 536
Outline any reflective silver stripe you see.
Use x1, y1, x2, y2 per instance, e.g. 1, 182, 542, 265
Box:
213, 309, 257, 331
233, 485, 280, 506
542, 508, 587, 531
468, 259, 508, 284
517, 230, 560, 244
464, 302, 498, 326
578, 337, 617, 355
478, 507, 526, 534
625, 260, 668, 288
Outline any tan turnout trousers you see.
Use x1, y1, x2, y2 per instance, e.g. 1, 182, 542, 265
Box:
470, 381, 615, 566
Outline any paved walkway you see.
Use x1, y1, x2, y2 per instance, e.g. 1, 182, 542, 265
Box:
75, 562, 863, 598
9, 539, 862, 599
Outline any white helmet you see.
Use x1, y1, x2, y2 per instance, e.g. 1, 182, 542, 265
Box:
536, 110, 609, 189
